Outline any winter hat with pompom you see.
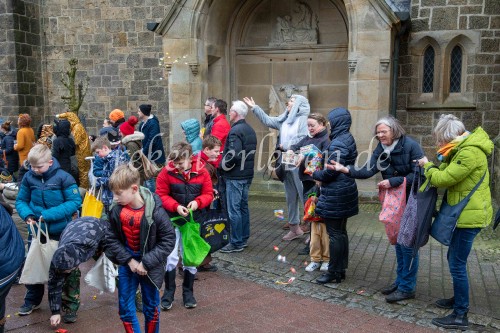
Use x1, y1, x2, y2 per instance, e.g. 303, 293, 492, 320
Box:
119, 116, 139, 137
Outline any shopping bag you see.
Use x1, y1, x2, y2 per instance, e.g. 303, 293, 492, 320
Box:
198, 201, 230, 253
81, 186, 104, 218
171, 211, 211, 267
303, 195, 322, 222
19, 222, 59, 284
431, 172, 486, 246
84, 254, 118, 293
378, 178, 406, 245
398, 166, 420, 247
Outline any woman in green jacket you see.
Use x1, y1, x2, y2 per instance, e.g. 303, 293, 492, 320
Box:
418, 114, 493, 331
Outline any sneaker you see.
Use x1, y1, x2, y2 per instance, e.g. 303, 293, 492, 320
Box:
305, 262, 321, 272
62, 312, 77, 324
18, 303, 41, 316
381, 283, 398, 295
219, 243, 243, 253
198, 264, 218, 272
385, 290, 415, 303
320, 262, 329, 271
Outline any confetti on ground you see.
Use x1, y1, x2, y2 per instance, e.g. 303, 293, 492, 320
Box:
273, 246, 279, 251
6, 315, 10, 318
273, 210, 284, 220
303, 261, 308, 266
93, 295, 97, 300
290, 267, 296, 274
356, 290, 365, 295
55, 329, 68, 333
275, 277, 296, 285
277, 255, 286, 263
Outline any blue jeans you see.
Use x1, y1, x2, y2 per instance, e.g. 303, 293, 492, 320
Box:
225, 178, 252, 248
447, 227, 480, 316
394, 243, 419, 293
118, 265, 160, 333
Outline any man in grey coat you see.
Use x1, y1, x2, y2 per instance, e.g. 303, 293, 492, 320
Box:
243, 95, 310, 241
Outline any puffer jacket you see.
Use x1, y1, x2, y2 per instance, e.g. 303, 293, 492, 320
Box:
290, 127, 330, 182
156, 155, 213, 220
220, 119, 257, 180
424, 127, 493, 228
15, 158, 82, 237
313, 108, 358, 219
1, 129, 19, 174
0, 199, 24, 284
348, 135, 424, 196
139, 115, 166, 164
181, 119, 202, 154
105, 188, 175, 290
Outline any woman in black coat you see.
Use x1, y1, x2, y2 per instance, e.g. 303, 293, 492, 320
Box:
52, 119, 76, 179
312, 108, 358, 284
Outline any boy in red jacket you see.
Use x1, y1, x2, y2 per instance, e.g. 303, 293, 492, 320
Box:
156, 142, 213, 310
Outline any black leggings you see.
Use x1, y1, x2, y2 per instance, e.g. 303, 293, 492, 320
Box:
324, 218, 349, 274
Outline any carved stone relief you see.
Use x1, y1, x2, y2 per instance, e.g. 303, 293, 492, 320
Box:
269, 84, 308, 116
270, 1, 319, 46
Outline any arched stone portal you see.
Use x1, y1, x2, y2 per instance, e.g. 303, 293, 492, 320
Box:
156, 0, 400, 157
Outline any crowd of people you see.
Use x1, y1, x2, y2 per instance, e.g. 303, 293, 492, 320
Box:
0, 96, 494, 332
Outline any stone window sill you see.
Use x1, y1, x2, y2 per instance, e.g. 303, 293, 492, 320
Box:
407, 100, 476, 111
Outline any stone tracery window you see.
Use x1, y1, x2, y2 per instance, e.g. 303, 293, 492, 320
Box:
449, 45, 462, 93
422, 46, 434, 93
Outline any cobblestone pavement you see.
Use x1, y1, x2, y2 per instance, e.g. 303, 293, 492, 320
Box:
4, 199, 499, 332
213, 201, 500, 332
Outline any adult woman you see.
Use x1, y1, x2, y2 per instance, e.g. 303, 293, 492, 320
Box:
313, 108, 358, 283
243, 95, 310, 241
329, 116, 423, 299
417, 114, 493, 330
14, 114, 35, 182
0, 122, 19, 178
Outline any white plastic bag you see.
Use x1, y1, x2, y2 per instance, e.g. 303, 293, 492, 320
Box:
84, 254, 118, 293
19, 222, 59, 285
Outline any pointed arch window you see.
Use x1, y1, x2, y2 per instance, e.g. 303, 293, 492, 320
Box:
422, 46, 435, 93
449, 46, 462, 93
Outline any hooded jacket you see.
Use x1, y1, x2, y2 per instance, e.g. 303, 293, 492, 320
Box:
181, 119, 203, 154
15, 158, 82, 236
122, 131, 146, 183
48, 217, 106, 314
424, 127, 493, 229
1, 129, 19, 174
313, 108, 358, 219
52, 119, 76, 175
139, 115, 166, 164
105, 187, 176, 290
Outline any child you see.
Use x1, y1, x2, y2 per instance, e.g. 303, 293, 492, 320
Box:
196, 135, 221, 272
105, 164, 175, 333
181, 119, 202, 155
156, 142, 213, 310
48, 216, 106, 327
91, 135, 130, 214
288, 113, 331, 270
52, 119, 76, 178
15, 144, 82, 316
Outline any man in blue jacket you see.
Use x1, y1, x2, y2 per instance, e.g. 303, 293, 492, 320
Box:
15, 144, 82, 316
137, 104, 166, 166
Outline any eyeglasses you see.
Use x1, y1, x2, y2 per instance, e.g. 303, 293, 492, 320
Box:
376, 130, 390, 135
204, 104, 211, 107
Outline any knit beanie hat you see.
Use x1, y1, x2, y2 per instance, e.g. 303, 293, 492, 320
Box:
109, 109, 125, 122
139, 104, 152, 116
120, 116, 139, 137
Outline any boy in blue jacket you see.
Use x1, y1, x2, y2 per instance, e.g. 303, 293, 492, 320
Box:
15, 144, 82, 316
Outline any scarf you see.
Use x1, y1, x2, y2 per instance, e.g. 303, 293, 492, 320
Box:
381, 138, 399, 155
437, 131, 470, 161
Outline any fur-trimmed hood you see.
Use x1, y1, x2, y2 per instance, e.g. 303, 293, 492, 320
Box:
277, 94, 310, 125
121, 131, 145, 145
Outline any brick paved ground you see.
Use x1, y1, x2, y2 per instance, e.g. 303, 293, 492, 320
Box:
3, 198, 499, 332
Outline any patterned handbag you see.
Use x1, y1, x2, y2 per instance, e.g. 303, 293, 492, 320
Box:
397, 166, 420, 247
378, 178, 407, 245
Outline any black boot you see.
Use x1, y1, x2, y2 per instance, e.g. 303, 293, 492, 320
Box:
432, 312, 468, 331
435, 296, 455, 309
182, 271, 197, 309
160, 270, 176, 310
316, 272, 342, 284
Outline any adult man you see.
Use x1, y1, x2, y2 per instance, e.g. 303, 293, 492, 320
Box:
202, 97, 217, 138
210, 99, 231, 166
219, 100, 257, 253
137, 104, 166, 166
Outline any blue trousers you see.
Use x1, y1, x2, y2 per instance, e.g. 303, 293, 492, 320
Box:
394, 243, 419, 293
447, 227, 480, 315
225, 178, 252, 248
118, 265, 160, 333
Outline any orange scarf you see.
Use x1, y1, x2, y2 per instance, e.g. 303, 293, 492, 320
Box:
437, 131, 469, 161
